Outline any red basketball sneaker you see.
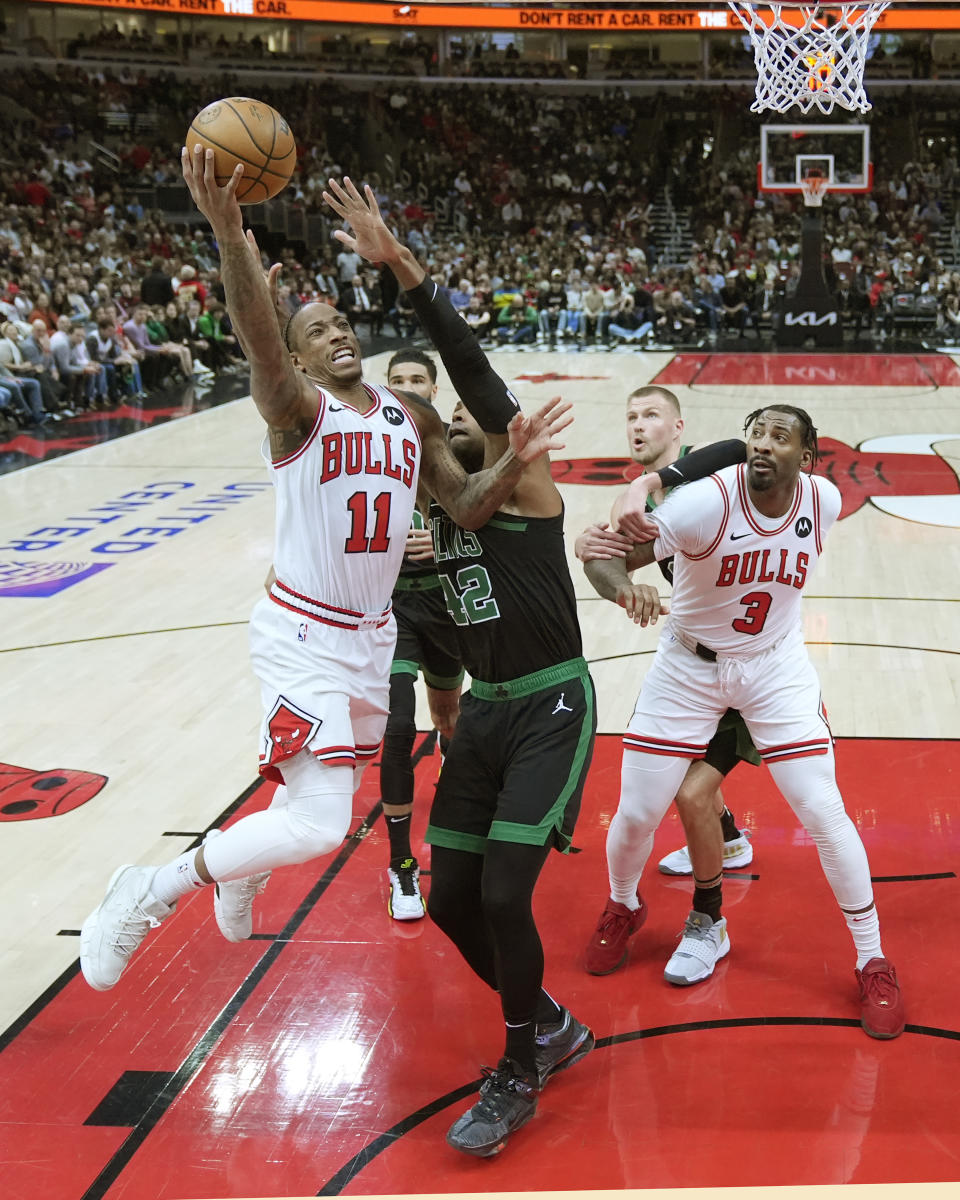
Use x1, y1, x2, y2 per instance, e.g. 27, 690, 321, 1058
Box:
585, 893, 648, 975
856, 957, 905, 1039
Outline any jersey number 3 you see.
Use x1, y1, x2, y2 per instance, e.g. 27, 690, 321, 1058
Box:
732, 590, 772, 635
345, 491, 391, 554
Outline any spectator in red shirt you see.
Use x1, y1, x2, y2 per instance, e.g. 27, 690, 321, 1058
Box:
23, 178, 52, 209
27, 293, 58, 331
174, 264, 207, 309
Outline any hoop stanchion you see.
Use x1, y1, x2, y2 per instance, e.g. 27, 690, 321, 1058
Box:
728, 1, 891, 115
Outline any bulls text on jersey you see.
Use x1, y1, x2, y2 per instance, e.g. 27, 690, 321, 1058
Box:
318, 430, 417, 487
715, 548, 809, 590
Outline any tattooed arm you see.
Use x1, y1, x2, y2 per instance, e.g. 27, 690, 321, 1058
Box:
403, 392, 573, 531
181, 145, 316, 444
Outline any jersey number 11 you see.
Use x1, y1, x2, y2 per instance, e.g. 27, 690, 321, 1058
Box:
345, 491, 392, 554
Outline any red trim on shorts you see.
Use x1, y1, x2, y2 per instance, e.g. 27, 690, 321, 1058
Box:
759, 737, 831, 763
268, 585, 392, 631
682, 474, 730, 561
312, 745, 357, 768
737, 463, 802, 536
355, 742, 382, 759
269, 593, 383, 630
622, 732, 708, 759
270, 387, 326, 467
274, 578, 364, 619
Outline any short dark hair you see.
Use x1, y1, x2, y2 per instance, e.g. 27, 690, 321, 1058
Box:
743, 405, 819, 468
387, 347, 437, 384
627, 385, 681, 417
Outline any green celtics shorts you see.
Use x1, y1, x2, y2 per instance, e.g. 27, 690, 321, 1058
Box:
702, 707, 761, 776
426, 657, 596, 855
391, 577, 464, 691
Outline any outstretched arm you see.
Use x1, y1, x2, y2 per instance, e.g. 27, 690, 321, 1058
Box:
323, 177, 520, 436
323, 176, 564, 517
181, 146, 312, 432
615, 439, 747, 540
409, 393, 572, 530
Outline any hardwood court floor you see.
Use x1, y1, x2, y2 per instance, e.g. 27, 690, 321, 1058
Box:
0, 348, 958, 1200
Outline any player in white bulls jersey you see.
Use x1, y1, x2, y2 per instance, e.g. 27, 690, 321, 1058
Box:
584, 406, 905, 1040
79, 151, 570, 992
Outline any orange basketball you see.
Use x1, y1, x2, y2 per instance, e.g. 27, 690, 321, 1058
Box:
186, 97, 296, 205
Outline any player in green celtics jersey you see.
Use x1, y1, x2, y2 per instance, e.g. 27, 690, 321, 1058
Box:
322, 176, 642, 1160
576, 385, 758, 986
381, 349, 464, 921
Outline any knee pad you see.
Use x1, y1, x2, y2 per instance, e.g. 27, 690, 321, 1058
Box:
385, 673, 417, 741
618, 753, 689, 832
280, 752, 354, 857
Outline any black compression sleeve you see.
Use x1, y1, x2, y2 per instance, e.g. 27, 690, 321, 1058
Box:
658, 439, 747, 487
405, 279, 520, 433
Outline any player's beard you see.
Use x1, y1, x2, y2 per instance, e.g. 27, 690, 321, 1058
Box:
747, 459, 776, 489
449, 432, 485, 475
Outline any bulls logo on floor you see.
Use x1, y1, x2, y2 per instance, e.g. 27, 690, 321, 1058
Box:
551, 434, 960, 526
0, 761, 107, 821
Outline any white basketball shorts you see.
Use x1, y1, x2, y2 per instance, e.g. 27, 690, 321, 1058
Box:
624, 624, 832, 768
249, 594, 396, 783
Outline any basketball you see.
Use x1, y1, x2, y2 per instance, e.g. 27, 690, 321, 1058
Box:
186, 97, 296, 205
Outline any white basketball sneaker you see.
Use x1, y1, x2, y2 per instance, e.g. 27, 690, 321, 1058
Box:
664, 911, 730, 986
80, 865, 174, 991
214, 873, 272, 942
204, 828, 271, 942
387, 858, 426, 921
658, 830, 753, 875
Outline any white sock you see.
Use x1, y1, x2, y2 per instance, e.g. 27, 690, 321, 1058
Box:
844, 904, 883, 969
152, 849, 207, 906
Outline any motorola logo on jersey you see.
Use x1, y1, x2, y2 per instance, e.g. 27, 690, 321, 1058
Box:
382, 406, 405, 426
795, 516, 813, 538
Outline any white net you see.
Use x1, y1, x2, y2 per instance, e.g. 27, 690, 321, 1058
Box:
800, 173, 829, 206
728, 2, 891, 115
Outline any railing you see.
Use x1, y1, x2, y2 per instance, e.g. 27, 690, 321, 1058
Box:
89, 139, 121, 174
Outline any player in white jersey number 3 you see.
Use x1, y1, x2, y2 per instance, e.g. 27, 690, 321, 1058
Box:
584, 405, 905, 1040
79, 152, 570, 991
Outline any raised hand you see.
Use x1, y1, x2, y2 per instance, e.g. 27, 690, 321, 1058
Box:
507, 395, 573, 464
181, 145, 244, 238
613, 475, 660, 542
575, 522, 635, 562
321, 177, 400, 265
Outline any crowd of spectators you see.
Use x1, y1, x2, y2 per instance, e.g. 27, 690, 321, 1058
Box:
2, 61, 959, 438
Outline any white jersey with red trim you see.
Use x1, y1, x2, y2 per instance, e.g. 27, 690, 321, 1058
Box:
264, 382, 421, 619
652, 464, 841, 655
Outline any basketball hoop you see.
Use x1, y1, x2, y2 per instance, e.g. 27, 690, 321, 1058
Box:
728, 2, 891, 115
800, 172, 828, 206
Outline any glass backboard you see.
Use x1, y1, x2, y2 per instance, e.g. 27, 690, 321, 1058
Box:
759, 124, 872, 192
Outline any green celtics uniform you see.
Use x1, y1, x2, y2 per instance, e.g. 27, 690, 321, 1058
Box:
425, 503, 596, 854
390, 508, 465, 692
650, 446, 760, 775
